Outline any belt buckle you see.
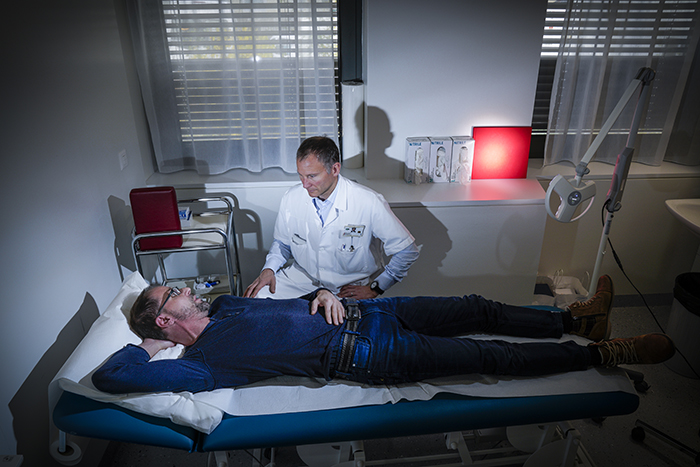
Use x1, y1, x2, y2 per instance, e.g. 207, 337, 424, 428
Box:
345, 298, 360, 321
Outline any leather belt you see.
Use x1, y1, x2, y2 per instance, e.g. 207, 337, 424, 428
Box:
336, 298, 361, 375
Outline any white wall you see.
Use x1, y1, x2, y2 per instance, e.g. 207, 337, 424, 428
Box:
363, 0, 548, 179
0, 0, 151, 463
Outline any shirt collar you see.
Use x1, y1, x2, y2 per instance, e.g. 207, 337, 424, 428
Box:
314, 179, 339, 206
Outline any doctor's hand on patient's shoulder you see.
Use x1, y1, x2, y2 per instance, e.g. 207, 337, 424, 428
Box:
338, 284, 378, 300
310, 289, 346, 326
243, 268, 276, 298
139, 338, 176, 358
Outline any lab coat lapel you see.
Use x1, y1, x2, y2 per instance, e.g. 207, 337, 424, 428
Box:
304, 191, 322, 231
323, 175, 347, 228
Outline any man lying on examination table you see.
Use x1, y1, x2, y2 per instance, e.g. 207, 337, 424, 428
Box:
93, 275, 675, 394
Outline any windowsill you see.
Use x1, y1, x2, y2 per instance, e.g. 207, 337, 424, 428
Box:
146, 166, 300, 189
148, 158, 700, 186
527, 158, 700, 181
147, 159, 700, 206
148, 166, 547, 207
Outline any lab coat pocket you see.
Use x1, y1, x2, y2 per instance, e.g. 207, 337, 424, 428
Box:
335, 246, 371, 274
290, 233, 310, 265
292, 233, 307, 245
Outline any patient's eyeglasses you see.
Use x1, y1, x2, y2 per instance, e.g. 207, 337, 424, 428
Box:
155, 287, 181, 317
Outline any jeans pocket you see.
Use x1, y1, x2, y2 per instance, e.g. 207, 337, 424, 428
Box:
351, 337, 371, 371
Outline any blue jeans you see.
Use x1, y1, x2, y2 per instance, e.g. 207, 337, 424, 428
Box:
335, 295, 591, 384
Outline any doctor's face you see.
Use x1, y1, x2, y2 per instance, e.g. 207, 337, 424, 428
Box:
297, 154, 340, 200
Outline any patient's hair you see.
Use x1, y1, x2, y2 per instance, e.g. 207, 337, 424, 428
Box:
297, 136, 340, 173
129, 286, 168, 340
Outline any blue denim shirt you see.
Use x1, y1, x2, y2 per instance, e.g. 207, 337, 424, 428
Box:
93, 295, 344, 394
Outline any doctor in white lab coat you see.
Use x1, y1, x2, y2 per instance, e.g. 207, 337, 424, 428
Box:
245, 136, 419, 315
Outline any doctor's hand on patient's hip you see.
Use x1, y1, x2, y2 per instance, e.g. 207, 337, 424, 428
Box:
310, 289, 346, 326
244, 268, 276, 298
339, 284, 378, 300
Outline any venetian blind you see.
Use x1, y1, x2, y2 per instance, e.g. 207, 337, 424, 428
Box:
533, 0, 699, 136
129, 0, 339, 174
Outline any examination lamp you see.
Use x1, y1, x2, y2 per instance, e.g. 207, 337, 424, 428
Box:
545, 67, 655, 297
472, 126, 532, 179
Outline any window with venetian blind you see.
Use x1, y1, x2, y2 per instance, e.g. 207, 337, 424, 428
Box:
128, 0, 339, 174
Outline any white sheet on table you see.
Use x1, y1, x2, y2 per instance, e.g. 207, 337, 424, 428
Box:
49, 272, 634, 435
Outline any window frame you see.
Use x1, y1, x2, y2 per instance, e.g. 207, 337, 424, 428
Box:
127, 0, 341, 175
530, 0, 700, 159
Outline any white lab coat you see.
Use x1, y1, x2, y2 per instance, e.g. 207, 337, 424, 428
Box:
264, 175, 414, 297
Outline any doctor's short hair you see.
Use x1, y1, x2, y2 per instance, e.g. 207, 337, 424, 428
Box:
297, 136, 340, 173
130, 285, 168, 341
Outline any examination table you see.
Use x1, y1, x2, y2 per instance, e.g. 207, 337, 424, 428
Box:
50, 273, 639, 466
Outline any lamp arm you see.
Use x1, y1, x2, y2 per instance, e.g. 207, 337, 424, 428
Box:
604, 68, 655, 212
573, 67, 655, 186
545, 68, 655, 224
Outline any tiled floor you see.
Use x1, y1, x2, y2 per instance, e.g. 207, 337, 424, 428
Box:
98, 300, 700, 467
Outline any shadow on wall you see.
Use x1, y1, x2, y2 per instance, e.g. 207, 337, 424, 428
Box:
232, 205, 265, 289
108, 195, 136, 282
383, 206, 452, 298
9, 294, 105, 466
495, 208, 545, 273
366, 106, 400, 179
387, 204, 544, 304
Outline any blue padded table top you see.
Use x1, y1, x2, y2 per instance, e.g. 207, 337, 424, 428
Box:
54, 389, 639, 453
201, 390, 638, 451
53, 391, 200, 452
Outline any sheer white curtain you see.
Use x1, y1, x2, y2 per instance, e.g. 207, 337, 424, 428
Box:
544, 0, 700, 167
127, 0, 339, 175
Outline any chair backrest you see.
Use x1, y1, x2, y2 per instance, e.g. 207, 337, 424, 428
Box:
130, 186, 183, 251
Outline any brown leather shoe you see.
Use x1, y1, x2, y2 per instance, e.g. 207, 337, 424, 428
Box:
590, 333, 676, 367
567, 275, 614, 341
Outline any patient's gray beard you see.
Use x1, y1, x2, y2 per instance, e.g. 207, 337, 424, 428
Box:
173, 298, 210, 320
196, 300, 211, 315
